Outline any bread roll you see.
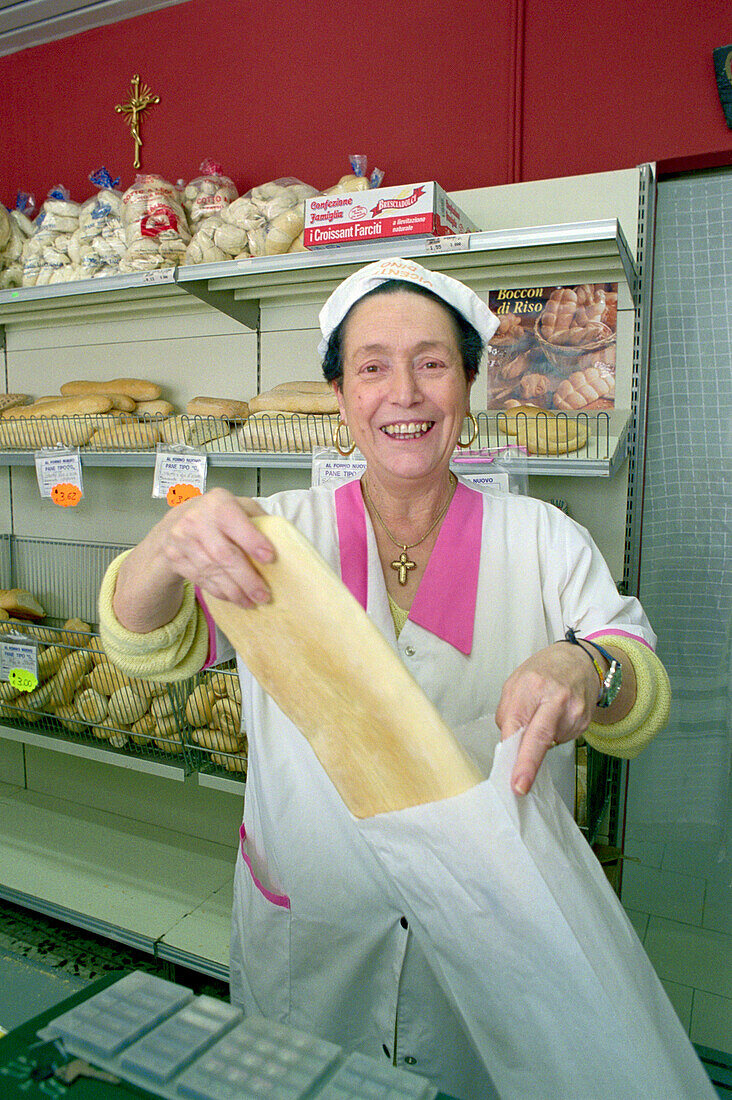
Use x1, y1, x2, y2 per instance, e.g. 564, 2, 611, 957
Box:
135, 399, 175, 419
186, 396, 250, 420
150, 692, 177, 720
0, 588, 45, 621
130, 712, 156, 744
107, 686, 148, 727
54, 703, 87, 734
75, 688, 109, 724
60, 378, 162, 401
185, 682, 216, 726
211, 696, 241, 736
211, 750, 247, 772
192, 726, 245, 754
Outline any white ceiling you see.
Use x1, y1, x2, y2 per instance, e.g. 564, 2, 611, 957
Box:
0, 0, 194, 57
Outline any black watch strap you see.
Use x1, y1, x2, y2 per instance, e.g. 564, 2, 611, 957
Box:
561, 627, 622, 708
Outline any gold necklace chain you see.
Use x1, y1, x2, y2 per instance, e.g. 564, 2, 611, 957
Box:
362, 473, 457, 585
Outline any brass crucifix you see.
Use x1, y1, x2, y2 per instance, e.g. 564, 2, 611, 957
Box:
115, 74, 160, 169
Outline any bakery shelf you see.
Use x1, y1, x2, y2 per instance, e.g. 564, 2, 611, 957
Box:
0, 218, 638, 331
0, 785, 234, 961
0, 408, 631, 477
177, 218, 638, 312
0, 722, 187, 778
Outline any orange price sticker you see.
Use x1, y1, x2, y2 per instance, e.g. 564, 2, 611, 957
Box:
167, 483, 202, 508
51, 482, 82, 507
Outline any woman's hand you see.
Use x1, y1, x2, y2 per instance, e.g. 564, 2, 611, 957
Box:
495, 644, 599, 796
113, 488, 276, 633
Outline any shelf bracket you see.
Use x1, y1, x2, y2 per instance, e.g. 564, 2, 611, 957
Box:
176, 278, 260, 331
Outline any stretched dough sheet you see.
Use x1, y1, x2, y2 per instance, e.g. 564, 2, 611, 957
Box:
203, 512, 482, 817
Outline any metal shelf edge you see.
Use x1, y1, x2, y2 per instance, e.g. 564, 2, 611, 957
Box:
0, 724, 187, 780
0, 885, 157, 955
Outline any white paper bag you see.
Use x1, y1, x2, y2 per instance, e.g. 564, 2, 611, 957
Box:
357, 732, 715, 1100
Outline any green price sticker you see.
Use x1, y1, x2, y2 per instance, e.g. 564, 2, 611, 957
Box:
9, 668, 38, 692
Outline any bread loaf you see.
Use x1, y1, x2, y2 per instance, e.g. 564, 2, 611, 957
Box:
186, 396, 250, 420
87, 420, 162, 450
1, 396, 113, 419
0, 394, 30, 412
249, 381, 338, 415
160, 415, 231, 447
60, 378, 162, 401
0, 417, 98, 449
230, 412, 338, 453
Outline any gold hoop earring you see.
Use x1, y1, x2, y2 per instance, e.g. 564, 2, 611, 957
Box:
333, 420, 356, 457
456, 411, 478, 449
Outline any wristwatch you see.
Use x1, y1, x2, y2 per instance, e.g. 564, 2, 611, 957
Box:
561, 628, 623, 708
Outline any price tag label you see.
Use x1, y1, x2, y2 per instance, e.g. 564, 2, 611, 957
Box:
9, 668, 38, 692
51, 482, 83, 507
35, 449, 83, 502
424, 234, 470, 254
153, 447, 207, 501
140, 268, 175, 285
0, 639, 38, 685
456, 469, 510, 493
311, 447, 367, 487
167, 483, 202, 508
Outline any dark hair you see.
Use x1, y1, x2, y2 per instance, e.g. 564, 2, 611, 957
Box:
321, 279, 484, 389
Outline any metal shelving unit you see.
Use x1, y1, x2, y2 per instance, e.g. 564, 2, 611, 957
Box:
0, 219, 638, 328
0, 189, 652, 975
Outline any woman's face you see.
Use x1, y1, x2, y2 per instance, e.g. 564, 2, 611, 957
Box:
335, 290, 472, 487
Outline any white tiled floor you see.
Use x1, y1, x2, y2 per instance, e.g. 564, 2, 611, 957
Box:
620, 835, 732, 1059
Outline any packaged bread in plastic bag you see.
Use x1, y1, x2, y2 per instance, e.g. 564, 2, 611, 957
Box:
182, 158, 238, 225
221, 177, 317, 257
68, 167, 126, 279
21, 186, 80, 286
1, 194, 35, 288
119, 173, 191, 273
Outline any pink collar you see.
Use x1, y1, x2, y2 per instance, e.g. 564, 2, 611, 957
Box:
334, 478, 483, 655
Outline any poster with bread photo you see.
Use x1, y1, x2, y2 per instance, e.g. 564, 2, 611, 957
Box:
485, 284, 617, 410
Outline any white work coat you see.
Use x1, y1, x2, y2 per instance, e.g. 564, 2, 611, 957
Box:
222, 479, 655, 1100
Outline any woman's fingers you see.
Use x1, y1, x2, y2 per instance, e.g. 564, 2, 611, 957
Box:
160, 488, 276, 608
496, 643, 598, 795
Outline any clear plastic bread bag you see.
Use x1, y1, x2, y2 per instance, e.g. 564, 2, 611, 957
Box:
182, 158, 238, 225
21, 185, 80, 285
222, 177, 318, 257
120, 173, 190, 272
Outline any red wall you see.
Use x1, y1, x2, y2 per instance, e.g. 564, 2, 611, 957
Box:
0, 0, 729, 210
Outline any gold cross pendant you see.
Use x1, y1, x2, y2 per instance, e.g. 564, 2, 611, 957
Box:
391, 549, 416, 585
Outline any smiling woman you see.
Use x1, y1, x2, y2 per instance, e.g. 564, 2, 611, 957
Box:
98, 256, 671, 1100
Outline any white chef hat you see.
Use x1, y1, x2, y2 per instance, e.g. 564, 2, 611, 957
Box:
317, 256, 500, 359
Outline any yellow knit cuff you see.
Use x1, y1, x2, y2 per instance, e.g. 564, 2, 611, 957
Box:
98, 550, 210, 682
584, 635, 671, 759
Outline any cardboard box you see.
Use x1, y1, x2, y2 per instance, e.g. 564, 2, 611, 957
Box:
303, 182, 478, 249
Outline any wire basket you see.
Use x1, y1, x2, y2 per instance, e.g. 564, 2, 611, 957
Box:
169, 665, 247, 780
533, 320, 616, 377
0, 623, 187, 762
